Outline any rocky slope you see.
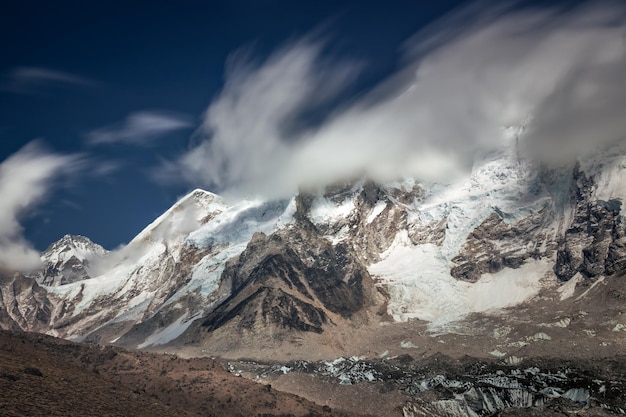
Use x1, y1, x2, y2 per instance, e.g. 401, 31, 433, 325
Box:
0, 271, 53, 332
200, 195, 383, 337
0, 329, 360, 417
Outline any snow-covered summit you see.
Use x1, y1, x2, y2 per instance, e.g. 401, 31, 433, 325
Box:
129, 188, 227, 247
43, 234, 107, 262
39, 234, 107, 286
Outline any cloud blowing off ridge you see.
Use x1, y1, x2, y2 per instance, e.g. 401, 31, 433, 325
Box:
0, 142, 83, 271
172, 1, 626, 198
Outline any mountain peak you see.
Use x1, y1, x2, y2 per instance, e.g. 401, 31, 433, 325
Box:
38, 234, 107, 286
178, 188, 219, 204
129, 188, 228, 247
43, 234, 106, 255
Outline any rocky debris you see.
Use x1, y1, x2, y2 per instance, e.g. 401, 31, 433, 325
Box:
231, 354, 626, 417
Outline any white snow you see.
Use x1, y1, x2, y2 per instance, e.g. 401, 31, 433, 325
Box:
42, 235, 107, 265
174, 198, 291, 301
42, 136, 626, 345
370, 234, 467, 325
612, 323, 626, 332
131, 189, 227, 246
575, 276, 605, 301
369, 231, 552, 328
309, 196, 355, 224
490, 350, 507, 358
137, 314, 198, 348
45, 267, 128, 315
188, 198, 289, 247
581, 147, 626, 205
465, 260, 549, 312
46, 190, 293, 339
366, 200, 387, 224
558, 274, 581, 300
411, 147, 551, 262
528, 332, 552, 341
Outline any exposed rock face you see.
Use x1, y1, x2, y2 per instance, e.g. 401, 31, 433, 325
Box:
298, 180, 428, 264
79, 242, 215, 345
37, 234, 107, 286
0, 271, 53, 332
451, 207, 555, 282
447, 161, 626, 284
555, 165, 626, 281
201, 205, 381, 335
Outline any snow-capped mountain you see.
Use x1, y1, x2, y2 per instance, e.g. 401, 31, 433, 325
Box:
37, 234, 108, 286
1, 140, 626, 359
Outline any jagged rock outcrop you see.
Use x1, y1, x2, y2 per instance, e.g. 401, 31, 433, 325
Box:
447, 161, 626, 284
450, 206, 556, 282
296, 180, 419, 263
201, 204, 382, 335
0, 271, 54, 332
554, 165, 626, 281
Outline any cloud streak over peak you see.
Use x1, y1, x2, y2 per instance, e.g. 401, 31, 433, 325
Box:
164, 1, 626, 198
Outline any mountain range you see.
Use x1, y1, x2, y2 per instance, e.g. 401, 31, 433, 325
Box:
2, 134, 626, 416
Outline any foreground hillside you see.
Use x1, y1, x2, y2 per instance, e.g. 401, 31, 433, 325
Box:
0, 330, 360, 417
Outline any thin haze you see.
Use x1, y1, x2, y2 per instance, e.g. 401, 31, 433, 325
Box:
169, 1, 626, 198
0, 67, 96, 95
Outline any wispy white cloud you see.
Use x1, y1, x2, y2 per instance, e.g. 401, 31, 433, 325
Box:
0, 141, 84, 271
0, 67, 96, 94
90, 160, 123, 176
159, 1, 626, 198
87, 111, 193, 146
158, 41, 361, 194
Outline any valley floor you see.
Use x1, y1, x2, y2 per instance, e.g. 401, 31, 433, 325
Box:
0, 330, 362, 417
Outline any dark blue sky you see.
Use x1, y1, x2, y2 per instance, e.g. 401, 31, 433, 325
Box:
2, 0, 579, 251
0, 0, 474, 251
